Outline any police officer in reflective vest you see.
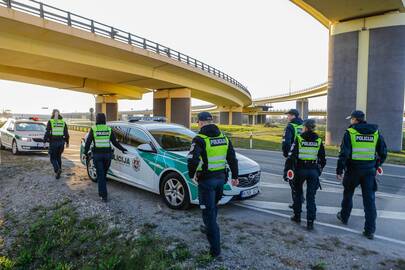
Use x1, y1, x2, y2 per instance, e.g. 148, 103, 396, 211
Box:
282, 109, 304, 208
285, 119, 326, 230
44, 109, 69, 179
336, 110, 387, 239
84, 113, 127, 202
187, 112, 239, 258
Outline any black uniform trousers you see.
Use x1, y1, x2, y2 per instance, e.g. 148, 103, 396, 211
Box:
340, 168, 377, 234
292, 168, 320, 221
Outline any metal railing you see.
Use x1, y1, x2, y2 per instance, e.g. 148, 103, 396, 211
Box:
0, 0, 250, 96
254, 82, 328, 102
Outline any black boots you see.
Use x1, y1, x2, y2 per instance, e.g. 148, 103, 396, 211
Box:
290, 214, 301, 224
363, 231, 374, 240
337, 211, 348, 225
307, 220, 314, 231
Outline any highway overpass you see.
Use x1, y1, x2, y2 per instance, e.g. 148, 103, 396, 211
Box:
0, 0, 251, 128
291, 0, 405, 151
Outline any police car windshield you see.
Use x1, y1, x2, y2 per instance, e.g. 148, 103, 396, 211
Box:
15, 122, 46, 132
149, 127, 195, 151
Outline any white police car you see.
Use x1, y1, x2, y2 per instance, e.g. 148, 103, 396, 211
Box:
0, 118, 49, 155
80, 121, 261, 209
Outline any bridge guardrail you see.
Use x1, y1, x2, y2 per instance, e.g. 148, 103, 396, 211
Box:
68, 124, 90, 133
254, 82, 327, 102
0, 0, 250, 96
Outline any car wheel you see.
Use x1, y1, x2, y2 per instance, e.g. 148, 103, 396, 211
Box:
12, 140, 19, 155
86, 157, 97, 182
160, 172, 190, 210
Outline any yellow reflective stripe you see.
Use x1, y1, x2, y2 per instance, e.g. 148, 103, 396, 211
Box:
299, 154, 317, 158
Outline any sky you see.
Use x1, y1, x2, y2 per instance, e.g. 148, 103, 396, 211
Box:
0, 0, 329, 115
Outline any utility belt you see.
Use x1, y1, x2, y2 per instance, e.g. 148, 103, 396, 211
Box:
195, 169, 226, 182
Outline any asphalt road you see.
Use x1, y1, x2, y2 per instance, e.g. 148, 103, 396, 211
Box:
34, 131, 405, 249
236, 148, 405, 246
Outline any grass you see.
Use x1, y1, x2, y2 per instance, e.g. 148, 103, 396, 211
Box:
0, 199, 193, 270
190, 124, 405, 165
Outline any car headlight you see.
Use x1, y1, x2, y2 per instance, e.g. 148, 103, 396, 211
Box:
16, 135, 31, 142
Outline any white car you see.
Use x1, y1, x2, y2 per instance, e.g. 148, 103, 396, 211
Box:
81, 121, 261, 209
0, 118, 49, 154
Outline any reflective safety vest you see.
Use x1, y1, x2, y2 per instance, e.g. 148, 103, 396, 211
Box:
348, 128, 378, 161
92, 125, 112, 148
290, 123, 303, 140
197, 133, 229, 172
297, 135, 321, 161
50, 119, 65, 136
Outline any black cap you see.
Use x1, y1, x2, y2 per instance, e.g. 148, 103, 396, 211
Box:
346, 110, 365, 120
197, 111, 213, 122
285, 109, 299, 117
303, 119, 316, 130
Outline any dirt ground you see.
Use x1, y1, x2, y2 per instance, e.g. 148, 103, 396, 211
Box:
1, 140, 405, 269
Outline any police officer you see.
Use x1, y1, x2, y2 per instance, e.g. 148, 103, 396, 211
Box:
285, 119, 326, 230
336, 110, 387, 239
187, 112, 239, 258
282, 109, 304, 208
84, 113, 128, 202
44, 109, 69, 179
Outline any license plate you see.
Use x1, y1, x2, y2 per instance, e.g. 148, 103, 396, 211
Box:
240, 187, 259, 198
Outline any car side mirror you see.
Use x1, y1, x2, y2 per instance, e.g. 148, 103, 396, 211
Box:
138, 143, 155, 153
7, 127, 13, 132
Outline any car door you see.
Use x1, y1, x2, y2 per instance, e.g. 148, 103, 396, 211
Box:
120, 127, 157, 190
108, 125, 130, 180
4, 120, 15, 147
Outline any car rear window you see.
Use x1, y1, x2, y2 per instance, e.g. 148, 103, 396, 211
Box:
15, 122, 46, 132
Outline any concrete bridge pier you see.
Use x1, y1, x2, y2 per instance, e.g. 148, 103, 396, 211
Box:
296, 99, 309, 120
153, 88, 191, 128
96, 95, 118, 121
219, 106, 242, 125
327, 13, 405, 151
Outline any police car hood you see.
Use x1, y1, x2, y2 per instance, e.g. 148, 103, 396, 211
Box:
351, 123, 378, 134
171, 151, 260, 174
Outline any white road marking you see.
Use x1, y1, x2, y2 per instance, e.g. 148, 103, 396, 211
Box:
235, 203, 405, 246
240, 200, 405, 221
260, 171, 405, 199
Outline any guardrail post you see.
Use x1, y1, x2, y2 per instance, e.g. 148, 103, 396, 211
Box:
110, 27, 115, 38
39, 2, 44, 18
90, 20, 95, 33
143, 38, 147, 49
6, 0, 11, 8
156, 44, 160, 54
186, 56, 190, 64
67, 12, 72, 26
128, 33, 132, 45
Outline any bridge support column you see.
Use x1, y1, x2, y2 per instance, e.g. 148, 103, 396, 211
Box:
95, 95, 118, 121
219, 107, 243, 125
327, 13, 405, 151
296, 99, 309, 120
257, 114, 266, 124
153, 88, 191, 128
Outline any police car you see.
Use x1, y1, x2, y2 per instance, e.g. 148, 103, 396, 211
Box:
80, 121, 261, 209
0, 118, 49, 154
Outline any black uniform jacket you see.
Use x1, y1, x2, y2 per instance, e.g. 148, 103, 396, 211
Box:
282, 117, 304, 157
284, 130, 326, 173
84, 127, 127, 154
336, 122, 387, 175
187, 124, 238, 181
43, 116, 69, 144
